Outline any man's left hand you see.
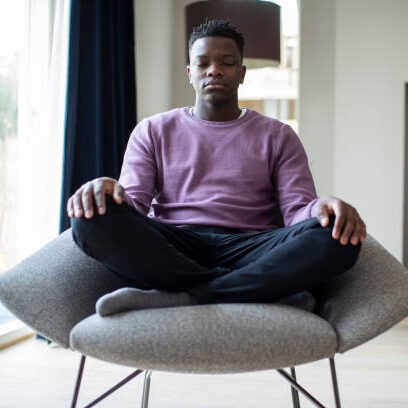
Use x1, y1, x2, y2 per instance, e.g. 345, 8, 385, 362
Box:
312, 196, 366, 246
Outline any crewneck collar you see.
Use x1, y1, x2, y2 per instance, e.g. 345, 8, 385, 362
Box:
184, 107, 250, 125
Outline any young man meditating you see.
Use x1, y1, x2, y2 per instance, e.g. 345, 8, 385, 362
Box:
68, 20, 366, 316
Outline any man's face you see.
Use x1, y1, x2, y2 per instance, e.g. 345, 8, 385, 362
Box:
187, 36, 246, 105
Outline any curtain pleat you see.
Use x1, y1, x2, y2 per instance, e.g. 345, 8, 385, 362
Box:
60, 0, 137, 232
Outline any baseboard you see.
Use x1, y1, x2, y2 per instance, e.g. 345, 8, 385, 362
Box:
0, 320, 34, 350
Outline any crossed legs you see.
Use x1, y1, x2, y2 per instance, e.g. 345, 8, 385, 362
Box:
71, 199, 361, 314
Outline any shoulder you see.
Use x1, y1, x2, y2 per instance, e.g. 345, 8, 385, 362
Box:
129, 108, 190, 141
243, 109, 298, 142
242, 110, 305, 158
139, 107, 189, 129
243, 109, 292, 133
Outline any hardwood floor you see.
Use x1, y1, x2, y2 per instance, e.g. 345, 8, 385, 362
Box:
0, 319, 408, 408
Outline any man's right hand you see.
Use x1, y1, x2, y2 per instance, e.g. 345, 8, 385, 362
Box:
67, 177, 125, 219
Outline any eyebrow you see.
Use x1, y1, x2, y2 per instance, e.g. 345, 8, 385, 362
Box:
194, 54, 238, 59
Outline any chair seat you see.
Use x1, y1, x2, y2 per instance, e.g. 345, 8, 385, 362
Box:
70, 303, 337, 374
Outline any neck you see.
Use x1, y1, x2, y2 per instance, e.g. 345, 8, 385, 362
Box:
192, 100, 241, 122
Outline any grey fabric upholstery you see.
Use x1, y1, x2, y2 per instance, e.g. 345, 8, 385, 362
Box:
0, 229, 407, 374
0, 230, 126, 347
312, 235, 408, 352
70, 304, 337, 373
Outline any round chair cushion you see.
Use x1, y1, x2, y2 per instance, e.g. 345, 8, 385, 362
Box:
70, 303, 337, 374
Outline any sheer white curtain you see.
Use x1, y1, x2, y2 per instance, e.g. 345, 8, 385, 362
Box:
16, 0, 70, 261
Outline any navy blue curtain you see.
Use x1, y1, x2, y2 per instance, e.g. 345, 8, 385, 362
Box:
60, 0, 137, 231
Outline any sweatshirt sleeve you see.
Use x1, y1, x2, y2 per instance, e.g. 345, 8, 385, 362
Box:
118, 119, 156, 215
272, 124, 318, 226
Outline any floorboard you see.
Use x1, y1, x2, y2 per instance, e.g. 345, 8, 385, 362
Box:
0, 320, 407, 407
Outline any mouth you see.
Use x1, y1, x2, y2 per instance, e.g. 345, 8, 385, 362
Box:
203, 81, 226, 90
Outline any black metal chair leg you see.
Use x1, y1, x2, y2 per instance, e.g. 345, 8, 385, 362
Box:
70, 354, 144, 408
69, 355, 341, 408
83, 369, 143, 408
71, 355, 86, 408
290, 367, 301, 408
276, 369, 326, 408
329, 357, 342, 408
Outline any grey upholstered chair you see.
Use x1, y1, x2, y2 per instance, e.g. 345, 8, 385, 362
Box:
0, 229, 407, 408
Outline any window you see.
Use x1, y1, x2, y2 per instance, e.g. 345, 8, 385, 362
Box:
0, 0, 69, 346
239, 0, 299, 131
0, 1, 23, 331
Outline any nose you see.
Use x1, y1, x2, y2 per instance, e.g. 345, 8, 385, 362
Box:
207, 62, 223, 77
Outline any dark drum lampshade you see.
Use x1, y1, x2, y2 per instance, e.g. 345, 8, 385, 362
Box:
185, 0, 281, 68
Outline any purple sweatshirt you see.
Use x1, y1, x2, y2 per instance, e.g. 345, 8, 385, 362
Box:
119, 107, 318, 231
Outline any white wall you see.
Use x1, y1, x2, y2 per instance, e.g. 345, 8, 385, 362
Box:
172, 0, 196, 108
135, 0, 194, 119
300, 0, 408, 259
135, 0, 173, 121
298, 0, 335, 197
335, 0, 408, 259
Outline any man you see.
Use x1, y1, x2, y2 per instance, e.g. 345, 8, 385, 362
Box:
68, 20, 365, 316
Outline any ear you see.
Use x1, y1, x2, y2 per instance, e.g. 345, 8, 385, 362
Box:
239, 65, 247, 84
187, 65, 192, 84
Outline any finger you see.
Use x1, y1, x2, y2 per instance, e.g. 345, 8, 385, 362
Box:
315, 204, 331, 227
350, 230, 361, 246
350, 217, 366, 245
72, 191, 84, 218
93, 181, 108, 215
67, 197, 74, 217
319, 214, 330, 227
337, 206, 357, 245
113, 182, 124, 204
332, 207, 346, 240
94, 179, 117, 215
81, 183, 95, 219
339, 218, 356, 245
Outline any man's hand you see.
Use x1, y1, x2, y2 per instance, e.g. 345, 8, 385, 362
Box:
67, 177, 125, 219
312, 196, 366, 246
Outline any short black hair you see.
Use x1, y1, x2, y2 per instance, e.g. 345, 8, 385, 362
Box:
188, 19, 245, 61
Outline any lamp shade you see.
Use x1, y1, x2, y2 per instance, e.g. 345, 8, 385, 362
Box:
185, 0, 281, 68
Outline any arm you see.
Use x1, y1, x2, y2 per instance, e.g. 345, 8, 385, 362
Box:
272, 124, 318, 226
67, 120, 157, 218
273, 125, 365, 245
118, 119, 157, 215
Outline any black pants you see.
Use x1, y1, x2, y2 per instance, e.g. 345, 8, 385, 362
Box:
71, 199, 361, 304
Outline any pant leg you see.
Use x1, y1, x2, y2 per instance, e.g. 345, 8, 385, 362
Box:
189, 218, 361, 303
71, 198, 226, 292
